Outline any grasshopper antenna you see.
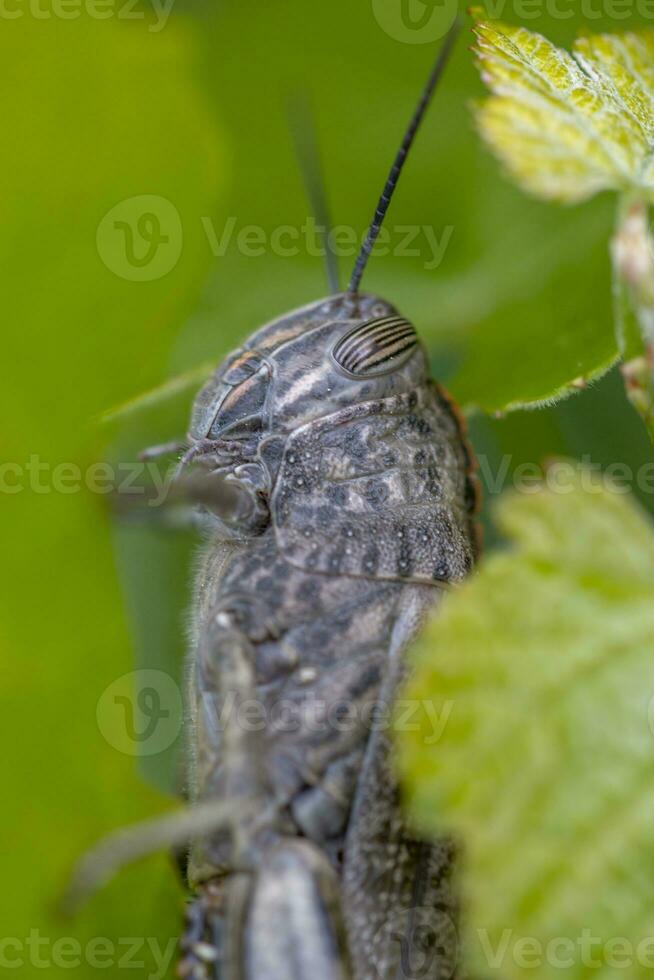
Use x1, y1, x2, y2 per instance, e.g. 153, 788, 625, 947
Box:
287, 93, 339, 293
347, 18, 461, 299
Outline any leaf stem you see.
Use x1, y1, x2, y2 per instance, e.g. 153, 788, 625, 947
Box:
611, 195, 654, 443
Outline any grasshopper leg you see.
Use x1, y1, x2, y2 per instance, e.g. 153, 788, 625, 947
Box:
239, 840, 352, 980
178, 880, 226, 980
181, 843, 353, 980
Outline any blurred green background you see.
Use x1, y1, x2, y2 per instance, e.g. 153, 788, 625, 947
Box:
2, 0, 654, 976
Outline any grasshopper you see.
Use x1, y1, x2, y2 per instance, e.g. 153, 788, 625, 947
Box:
69, 21, 479, 980
173, 24, 479, 978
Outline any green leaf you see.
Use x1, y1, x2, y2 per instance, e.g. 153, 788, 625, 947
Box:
398, 468, 654, 980
474, 21, 654, 204
470, 19, 654, 421
0, 12, 224, 975
439, 207, 619, 413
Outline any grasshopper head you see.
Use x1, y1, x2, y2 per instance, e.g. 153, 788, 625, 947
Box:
185, 292, 429, 533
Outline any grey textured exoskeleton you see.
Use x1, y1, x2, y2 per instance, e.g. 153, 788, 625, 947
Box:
171, 24, 479, 980
179, 289, 478, 980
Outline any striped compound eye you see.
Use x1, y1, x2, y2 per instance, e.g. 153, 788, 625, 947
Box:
332, 315, 418, 378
